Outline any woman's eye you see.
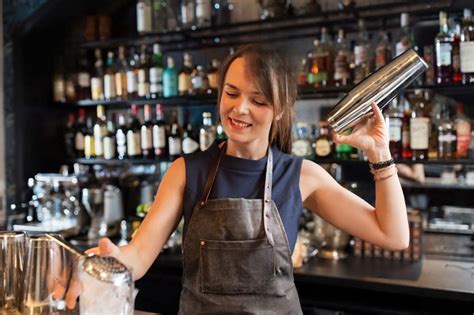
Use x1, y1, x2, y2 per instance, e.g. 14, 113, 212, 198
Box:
253, 99, 267, 106
225, 91, 238, 97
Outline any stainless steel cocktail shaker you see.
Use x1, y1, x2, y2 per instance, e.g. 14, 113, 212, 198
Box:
326, 49, 428, 133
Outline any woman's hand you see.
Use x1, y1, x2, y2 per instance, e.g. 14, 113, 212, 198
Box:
58, 238, 121, 310
332, 102, 391, 163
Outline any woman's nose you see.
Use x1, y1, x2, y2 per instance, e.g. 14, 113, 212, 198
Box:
233, 98, 251, 115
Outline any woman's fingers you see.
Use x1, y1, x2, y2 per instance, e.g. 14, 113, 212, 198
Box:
65, 271, 83, 310
371, 102, 385, 124
98, 237, 120, 257
84, 246, 100, 255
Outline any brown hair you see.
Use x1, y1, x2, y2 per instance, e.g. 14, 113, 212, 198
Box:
217, 44, 297, 154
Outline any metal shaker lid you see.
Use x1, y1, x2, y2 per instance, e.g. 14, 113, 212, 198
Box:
83, 255, 132, 284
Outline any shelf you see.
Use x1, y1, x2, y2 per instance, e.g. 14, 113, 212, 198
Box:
56, 83, 474, 108
79, 1, 451, 52
400, 178, 474, 190
71, 157, 474, 166
71, 158, 171, 165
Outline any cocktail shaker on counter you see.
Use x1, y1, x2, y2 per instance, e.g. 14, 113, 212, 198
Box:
326, 49, 428, 134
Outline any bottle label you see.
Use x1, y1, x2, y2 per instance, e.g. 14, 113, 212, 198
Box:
104, 74, 116, 99
127, 131, 142, 156
138, 82, 150, 97
182, 137, 199, 154
115, 72, 126, 96
168, 137, 182, 155
149, 67, 163, 83
137, 69, 147, 83
126, 71, 138, 93
438, 133, 457, 143
116, 130, 127, 157
354, 45, 367, 65
84, 135, 95, 158
153, 125, 166, 149
93, 125, 106, 156
53, 78, 65, 102
395, 38, 411, 57
150, 83, 163, 94
137, 2, 152, 33
91, 77, 103, 100
315, 139, 331, 157
141, 127, 153, 150
435, 42, 452, 66
460, 42, 474, 73
78, 72, 91, 88
178, 73, 192, 93
196, 0, 211, 21
292, 139, 311, 157
192, 75, 203, 90
388, 118, 402, 142
375, 46, 389, 69
208, 73, 218, 89
103, 136, 116, 159
199, 131, 215, 151
75, 132, 85, 150
410, 117, 430, 150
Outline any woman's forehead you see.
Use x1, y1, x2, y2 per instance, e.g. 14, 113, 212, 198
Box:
225, 57, 259, 93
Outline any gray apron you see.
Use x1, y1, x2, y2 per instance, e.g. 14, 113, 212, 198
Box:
178, 142, 303, 314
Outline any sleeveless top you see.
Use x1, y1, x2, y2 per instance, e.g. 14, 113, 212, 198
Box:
182, 141, 304, 252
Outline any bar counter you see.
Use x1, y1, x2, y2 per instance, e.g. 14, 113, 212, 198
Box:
135, 250, 474, 314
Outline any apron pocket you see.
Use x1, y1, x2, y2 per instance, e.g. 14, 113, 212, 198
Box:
200, 238, 275, 294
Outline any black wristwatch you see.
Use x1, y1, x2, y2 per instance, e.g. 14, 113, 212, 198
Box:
368, 158, 395, 171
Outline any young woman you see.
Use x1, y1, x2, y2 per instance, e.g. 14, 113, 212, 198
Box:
65, 45, 409, 313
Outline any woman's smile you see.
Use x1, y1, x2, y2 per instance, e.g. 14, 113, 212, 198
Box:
228, 117, 253, 130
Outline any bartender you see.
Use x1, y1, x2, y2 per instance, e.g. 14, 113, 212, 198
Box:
65, 44, 409, 313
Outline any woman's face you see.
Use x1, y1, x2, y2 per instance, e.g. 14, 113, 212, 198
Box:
219, 57, 274, 148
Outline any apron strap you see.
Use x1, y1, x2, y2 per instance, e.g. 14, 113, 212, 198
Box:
199, 142, 227, 207
263, 146, 274, 246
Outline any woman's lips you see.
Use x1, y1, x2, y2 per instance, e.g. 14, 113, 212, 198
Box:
228, 117, 252, 130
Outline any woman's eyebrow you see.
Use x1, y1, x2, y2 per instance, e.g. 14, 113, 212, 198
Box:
225, 83, 261, 95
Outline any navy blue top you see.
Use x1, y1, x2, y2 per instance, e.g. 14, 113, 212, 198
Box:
183, 141, 304, 252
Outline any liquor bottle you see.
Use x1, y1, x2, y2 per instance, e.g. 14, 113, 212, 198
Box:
76, 50, 91, 100
126, 47, 139, 98
212, 0, 231, 26
103, 51, 116, 100
199, 112, 216, 151
207, 59, 220, 93
65, 113, 76, 158
438, 105, 457, 160
333, 29, 351, 87
307, 27, 332, 87
410, 90, 430, 160
84, 117, 96, 159
180, 0, 196, 29
168, 112, 182, 159
152, 0, 167, 32
138, 45, 151, 99
423, 45, 435, 85
320, 27, 334, 86
127, 104, 143, 158
375, 31, 391, 70
384, 99, 403, 160
115, 46, 128, 100
182, 111, 200, 154
116, 114, 128, 160
460, 8, 474, 84
216, 121, 227, 140
428, 104, 440, 160
137, 0, 153, 34
292, 123, 313, 158
91, 48, 104, 101
401, 95, 412, 159
103, 114, 116, 160
451, 21, 462, 83
196, 0, 211, 28
163, 57, 178, 97
179, 53, 194, 96
435, 11, 452, 84
153, 103, 168, 157
314, 120, 334, 158
93, 105, 107, 158
141, 104, 155, 158
53, 69, 66, 103
395, 13, 414, 57
336, 0, 355, 12
74, 109, 87, 158
455, 102, 472, 158
65, 71, 76, 102
353, 19, 371, 84
192, 65, 207, 95
468, 130, 474, 159
335, 142, 352, 160
149, 43, 163, 98
297, 58, 307, 87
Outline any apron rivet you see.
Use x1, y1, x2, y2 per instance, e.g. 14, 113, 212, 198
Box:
265, 213, 270, 218
265, 199, 270, 203
200, 241, 205, 246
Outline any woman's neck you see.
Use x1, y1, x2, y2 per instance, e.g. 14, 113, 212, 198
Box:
223, 139, 269, 160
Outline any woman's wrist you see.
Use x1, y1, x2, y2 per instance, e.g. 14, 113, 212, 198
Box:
366, 147, 392, 164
